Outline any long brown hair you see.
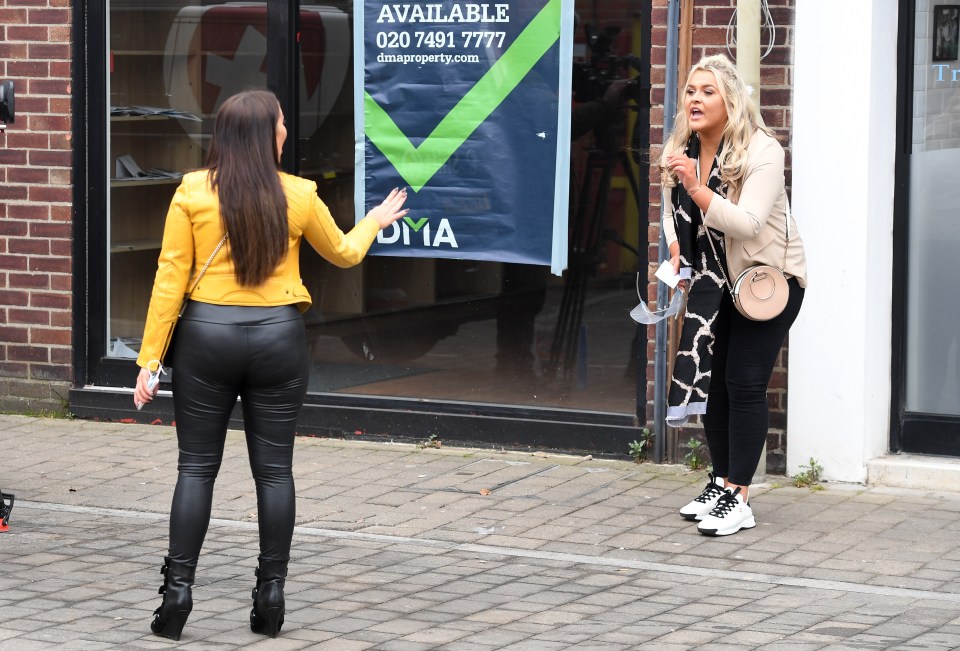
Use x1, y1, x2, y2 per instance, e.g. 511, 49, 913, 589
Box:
205, 90, 288, 287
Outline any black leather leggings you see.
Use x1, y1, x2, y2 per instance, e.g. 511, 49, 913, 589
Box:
702, 277, 804, 487
166, 302, 308, 567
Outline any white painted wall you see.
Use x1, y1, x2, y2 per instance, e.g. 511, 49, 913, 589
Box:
788, 1, 898, 482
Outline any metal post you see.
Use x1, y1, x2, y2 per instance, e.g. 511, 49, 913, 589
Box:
736, 0, 766, 481
678, 0, 694, 93
653, 0, 681, 464
736, 0, 762, 112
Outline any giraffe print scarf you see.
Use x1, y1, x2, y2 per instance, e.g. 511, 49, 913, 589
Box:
667, 136, 728, 427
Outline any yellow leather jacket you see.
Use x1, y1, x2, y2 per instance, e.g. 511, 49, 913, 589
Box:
136, 170, 380, 368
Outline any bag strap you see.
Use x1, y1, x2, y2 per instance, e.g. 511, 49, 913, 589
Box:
705, 228, 735, 295
704, 194, 791, 298
186, 233, 228, 298
157, 233, 229, 372
782, 198, 791, 273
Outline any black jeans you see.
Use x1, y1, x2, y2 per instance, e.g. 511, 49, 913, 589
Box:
166, 302, 308, 567
702, 277, 804, 487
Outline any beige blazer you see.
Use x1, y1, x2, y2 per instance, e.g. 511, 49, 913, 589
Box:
662, 129, 807, 288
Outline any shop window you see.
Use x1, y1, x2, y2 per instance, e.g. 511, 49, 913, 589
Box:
107, 1, 271, 355
103, 0, 642, 416
907, 1, 960, 416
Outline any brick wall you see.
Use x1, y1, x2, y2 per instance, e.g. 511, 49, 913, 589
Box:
0, 0, 73, 413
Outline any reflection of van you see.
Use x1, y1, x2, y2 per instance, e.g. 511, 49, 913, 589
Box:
162, 2, 349, 136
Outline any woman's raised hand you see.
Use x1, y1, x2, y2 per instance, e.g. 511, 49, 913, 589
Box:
366, 187, 409, 229
666, 153, 698, 193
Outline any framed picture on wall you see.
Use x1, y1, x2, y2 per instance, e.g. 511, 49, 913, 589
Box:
934, 5, 960, 61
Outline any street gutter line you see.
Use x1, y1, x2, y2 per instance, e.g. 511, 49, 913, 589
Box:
20, 500, 960, 604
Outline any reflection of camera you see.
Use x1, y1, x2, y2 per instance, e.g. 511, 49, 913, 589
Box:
0, 80, 14, 131
572, 25, 640, 104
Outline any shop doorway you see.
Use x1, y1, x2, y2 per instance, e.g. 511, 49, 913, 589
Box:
894, 0, 960, 455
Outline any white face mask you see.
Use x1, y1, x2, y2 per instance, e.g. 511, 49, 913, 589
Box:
629, 288, 685, 325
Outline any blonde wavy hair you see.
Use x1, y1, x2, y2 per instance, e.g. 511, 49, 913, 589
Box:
658, 54, 772, 195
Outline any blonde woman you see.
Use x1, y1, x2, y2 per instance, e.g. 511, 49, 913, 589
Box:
658, 55, 807, 536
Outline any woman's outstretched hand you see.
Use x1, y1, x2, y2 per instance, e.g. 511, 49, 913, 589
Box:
366, 187, 409, 229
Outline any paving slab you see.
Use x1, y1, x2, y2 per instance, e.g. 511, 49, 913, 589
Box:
3, 415, 960, 649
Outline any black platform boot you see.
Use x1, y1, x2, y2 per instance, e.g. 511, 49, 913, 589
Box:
150, 557, 196, 641
250, 558, 287, 637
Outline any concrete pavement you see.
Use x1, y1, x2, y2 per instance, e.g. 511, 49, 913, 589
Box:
2, 414, 960, 649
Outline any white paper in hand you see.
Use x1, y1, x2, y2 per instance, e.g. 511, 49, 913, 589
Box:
655, 260, 681, 288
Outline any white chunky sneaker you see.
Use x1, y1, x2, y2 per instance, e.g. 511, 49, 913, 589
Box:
679, 473, 726, 521
697, 487, 756, 536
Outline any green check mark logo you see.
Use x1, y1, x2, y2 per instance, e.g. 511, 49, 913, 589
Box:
403, 216, 428, 232
364, 0, 561, 192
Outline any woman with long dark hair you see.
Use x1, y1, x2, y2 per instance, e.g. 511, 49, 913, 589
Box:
133, 89, 407, 640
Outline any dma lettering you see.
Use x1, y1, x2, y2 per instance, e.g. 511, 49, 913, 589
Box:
378, 218, 459, 248
377, 3, 510, 24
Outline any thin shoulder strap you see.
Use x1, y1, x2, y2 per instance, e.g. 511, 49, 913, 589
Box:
705, 191, 791, 296
782, 195, 791, 272
186, 233, 228, 297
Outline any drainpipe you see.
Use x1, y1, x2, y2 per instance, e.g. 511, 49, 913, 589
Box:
737, 0, 762, 112
678, 0, 694, 90
737, 0, 765, 480
653, 0, 681, 464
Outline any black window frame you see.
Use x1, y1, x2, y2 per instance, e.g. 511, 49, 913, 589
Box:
891, 0, 960, 455
69, 0, 650, 454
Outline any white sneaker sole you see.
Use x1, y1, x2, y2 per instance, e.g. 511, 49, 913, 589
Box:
698, 516, 756, 537
679, 492, 724, 521
680, 510, 709, 522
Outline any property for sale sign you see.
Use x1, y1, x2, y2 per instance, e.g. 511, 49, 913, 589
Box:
355, 0, 573, 273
